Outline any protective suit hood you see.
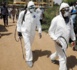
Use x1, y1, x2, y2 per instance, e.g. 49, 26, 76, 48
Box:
27, 1, 35, 13
27, 1, 35, 8
60, 2, 69, 11
59, 3, 70, 17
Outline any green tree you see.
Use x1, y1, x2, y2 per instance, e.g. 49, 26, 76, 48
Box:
0, 0, 13, 4
63, 0, 77, 3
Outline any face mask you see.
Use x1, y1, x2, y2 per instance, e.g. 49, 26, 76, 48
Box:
29, 8, 34, 13
64, 11, 70, 17
28, 5, 35, 13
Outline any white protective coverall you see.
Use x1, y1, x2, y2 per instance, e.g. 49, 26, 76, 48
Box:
36, 6, 43, 20
17, 1, 42, 61
49, 3, 76, 70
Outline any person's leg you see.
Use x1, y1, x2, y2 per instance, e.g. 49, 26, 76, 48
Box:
0, 33, 1, 38
22, 32, 33, 67
3, 15, 6, 26
5, 15, 8, 26
9, 12, 11, 19
55, 44, 67, 70
13, 15, 15, 23
50, 52, 58, 60
16, 14, 18, 20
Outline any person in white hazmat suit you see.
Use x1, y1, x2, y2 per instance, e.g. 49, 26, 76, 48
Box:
17, 1, 42, 67
48, 3, 76, 70
36, 6, 43, 23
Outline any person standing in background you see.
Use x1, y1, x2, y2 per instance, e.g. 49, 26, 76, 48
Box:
11, 5, 16, 23
36, 6, 43, 24
1, 2, 8, 26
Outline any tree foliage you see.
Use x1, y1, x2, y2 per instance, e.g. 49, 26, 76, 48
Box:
63, 0, 77, 3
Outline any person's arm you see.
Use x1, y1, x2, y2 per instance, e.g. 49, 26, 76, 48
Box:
17, 11, 24, 32
36, 14, 42, 38
17, 11, 25, 37
48, 18, 57, 40
70, 20, 76, 47
70, 20, 76, 41
6, 7, 9, 15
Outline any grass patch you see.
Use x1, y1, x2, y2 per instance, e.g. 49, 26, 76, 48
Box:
42, 24, 50, 33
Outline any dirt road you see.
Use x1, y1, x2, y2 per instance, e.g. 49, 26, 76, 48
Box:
0, 19, 77, 70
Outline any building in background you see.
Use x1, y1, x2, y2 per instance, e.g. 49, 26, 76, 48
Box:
13, 0, 53, 8
14, 0, 26, 4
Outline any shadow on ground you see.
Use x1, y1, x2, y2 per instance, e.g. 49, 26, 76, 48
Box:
50, 55, 77, 70
7, 24, 15, 27
0, 25, 8, 32
1, 33, 12, 37
33, 50, 52, 63
67, 55, 77, 70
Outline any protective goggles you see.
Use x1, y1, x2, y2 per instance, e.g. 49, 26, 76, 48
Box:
61, 7, 69, 12
28, 5, 35, 9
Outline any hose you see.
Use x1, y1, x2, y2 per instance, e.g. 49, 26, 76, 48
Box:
14, 26, 20, 42
14, 26, 25, 59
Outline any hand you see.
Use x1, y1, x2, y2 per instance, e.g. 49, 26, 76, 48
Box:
39, 33, 42, 39
71, 41, 76, 47
18, 32, 22, 37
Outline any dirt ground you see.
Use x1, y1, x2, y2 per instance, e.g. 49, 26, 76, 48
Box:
0, 19, 77, 70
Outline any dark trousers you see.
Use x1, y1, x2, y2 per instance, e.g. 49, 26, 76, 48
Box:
2, 15, 8, 26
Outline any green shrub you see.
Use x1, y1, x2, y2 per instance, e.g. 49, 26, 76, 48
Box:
42, 5, 59, 32
44, 6, 59, 24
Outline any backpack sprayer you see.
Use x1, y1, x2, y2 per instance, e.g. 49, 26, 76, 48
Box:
56, 36, 68, 58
